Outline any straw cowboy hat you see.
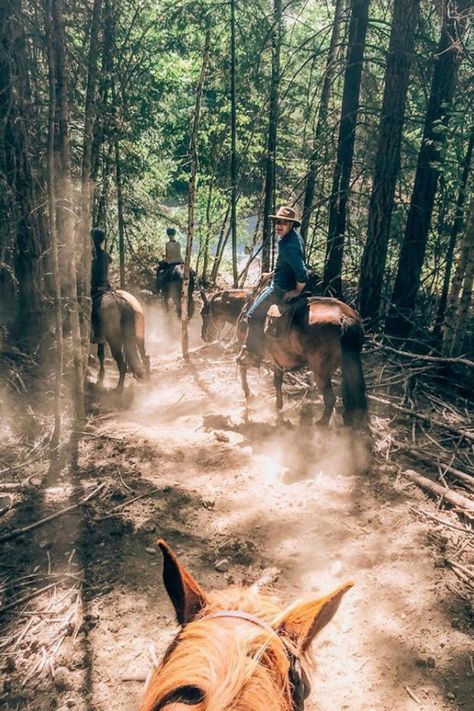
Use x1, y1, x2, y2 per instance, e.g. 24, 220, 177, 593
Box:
268, 206, 301, 227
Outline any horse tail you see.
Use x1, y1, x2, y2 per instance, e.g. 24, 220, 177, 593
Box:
121, 301, 144, 381
340, 317, 368, 429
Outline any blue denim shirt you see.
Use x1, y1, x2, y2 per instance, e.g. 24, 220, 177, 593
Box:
273, 229, 308, 290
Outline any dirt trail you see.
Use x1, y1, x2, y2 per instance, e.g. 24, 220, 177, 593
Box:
1, 309, 473, 710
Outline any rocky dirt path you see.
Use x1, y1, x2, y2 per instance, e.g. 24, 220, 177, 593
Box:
1, 313, 473, 710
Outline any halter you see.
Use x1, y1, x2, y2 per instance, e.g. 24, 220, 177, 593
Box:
202, 610, 310, 711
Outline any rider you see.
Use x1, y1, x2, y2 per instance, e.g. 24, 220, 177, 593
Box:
91, 227, 112, 342
236, 206, 308, 368
164, 227, 182, 264
156, 227, 183, 291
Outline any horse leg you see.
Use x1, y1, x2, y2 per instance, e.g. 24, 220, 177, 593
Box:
97, 343, 105, 386
138, 338, 151, 380
314, 373, 336, 426
240, 365, 250, 400
274, 366, 284, 423
110, 343, 127, 393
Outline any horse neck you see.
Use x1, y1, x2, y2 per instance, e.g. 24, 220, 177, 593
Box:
220, 296, 246, 324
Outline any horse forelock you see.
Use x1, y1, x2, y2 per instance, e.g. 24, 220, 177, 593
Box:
141, 588, 298, 711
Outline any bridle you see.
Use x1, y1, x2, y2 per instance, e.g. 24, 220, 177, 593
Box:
202, 610, 310, 710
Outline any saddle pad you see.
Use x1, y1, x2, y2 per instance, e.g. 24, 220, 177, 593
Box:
222, 289, 251, 301
307, 299, 343, 325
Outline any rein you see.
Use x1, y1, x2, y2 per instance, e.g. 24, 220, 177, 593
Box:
202, 610, 309, 711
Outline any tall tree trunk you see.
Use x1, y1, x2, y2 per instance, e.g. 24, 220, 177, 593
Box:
434, 126, 474, 338
51, 0, 85, 424
45, 0, 63, 445
443, 193, 474, 354
358, 0, 420, 322
80, 0, 102, 355
182, 30, 211, 358
444, 196, 474, 355
0, 0, 45, 347
301, 0, 344, 242
91, 0, 113, 207
230, 0, 238, 285
210, 203, 231, 284
323, 0, 370, 297
385, 0, 469, 336
114, 130, 126, 287
262, 0, 282, 272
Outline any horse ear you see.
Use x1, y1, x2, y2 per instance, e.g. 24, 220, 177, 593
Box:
158, 540, 208, 625
278, 581, 353, 653
200, 289, 208, 305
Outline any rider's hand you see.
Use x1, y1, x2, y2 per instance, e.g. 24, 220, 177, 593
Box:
283, 289, 300, 301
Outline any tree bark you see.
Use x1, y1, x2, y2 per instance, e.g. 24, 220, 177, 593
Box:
51, 0, 85, 424
0, 0, 45, 347
385, 0, 469, 336
358, 0, 420, 322
262, 0, 282, 272
182, 29, 211, 358
434, 126, 474, 338
45, 0, 63, 445
301, 0, 344, 243
80, 0, 102, 353
323, 0, 370, 297
444, 196, 474, 355
230, 0, 238, 285
114, 128, 126, 287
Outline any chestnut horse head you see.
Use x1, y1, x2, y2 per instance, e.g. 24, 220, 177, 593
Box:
139, 540, 353, 711
200, 289, 251, 343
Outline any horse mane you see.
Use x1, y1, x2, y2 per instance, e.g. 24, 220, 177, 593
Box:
141, 586, 300, 711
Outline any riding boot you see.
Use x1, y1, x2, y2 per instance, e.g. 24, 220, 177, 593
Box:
236, 320, 264, 367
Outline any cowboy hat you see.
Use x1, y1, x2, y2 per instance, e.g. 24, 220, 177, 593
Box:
268, 206, 301, 227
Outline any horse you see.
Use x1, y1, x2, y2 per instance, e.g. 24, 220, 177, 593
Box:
202, 289, 368, 430
200, 288, 252, 342
95, 289, 150, 392
156, 262, 196, 319
139, 540, 353, 711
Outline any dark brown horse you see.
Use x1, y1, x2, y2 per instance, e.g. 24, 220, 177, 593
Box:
202, 290, 368, 429
96, 289, 150, 392
156, 263, 196, 319
200, 288, 252, 341
139, 540, 352, 711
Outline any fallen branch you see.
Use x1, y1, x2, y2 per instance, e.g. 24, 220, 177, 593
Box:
394, 442, 474, 490
369, 394, 474, 444
445, 558, 474, 582
0, 483, 106, 544
0, 582, 56, 615
410, 507, 474, 535
374, 339, 474, 369
403, 469, 474, 514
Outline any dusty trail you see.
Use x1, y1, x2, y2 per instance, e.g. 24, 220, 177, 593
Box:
1, 307, 473, 710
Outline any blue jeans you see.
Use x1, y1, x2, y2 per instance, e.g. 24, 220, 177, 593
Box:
245, 284, 285, 357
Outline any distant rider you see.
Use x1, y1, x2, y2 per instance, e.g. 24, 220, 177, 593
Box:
236, 206, 308, 368
91, 227, 112, 342
157, 226, 182, 291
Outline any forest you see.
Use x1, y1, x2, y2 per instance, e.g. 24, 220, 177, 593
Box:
0, 1, 473, 710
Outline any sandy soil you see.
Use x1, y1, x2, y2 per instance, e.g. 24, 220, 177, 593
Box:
0, 306, 473, 711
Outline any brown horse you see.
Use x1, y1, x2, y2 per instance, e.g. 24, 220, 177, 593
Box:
202, 290, 368, 429
96, 289, 150, 392
139, 540, 352, 711
200, 288, 252, 342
